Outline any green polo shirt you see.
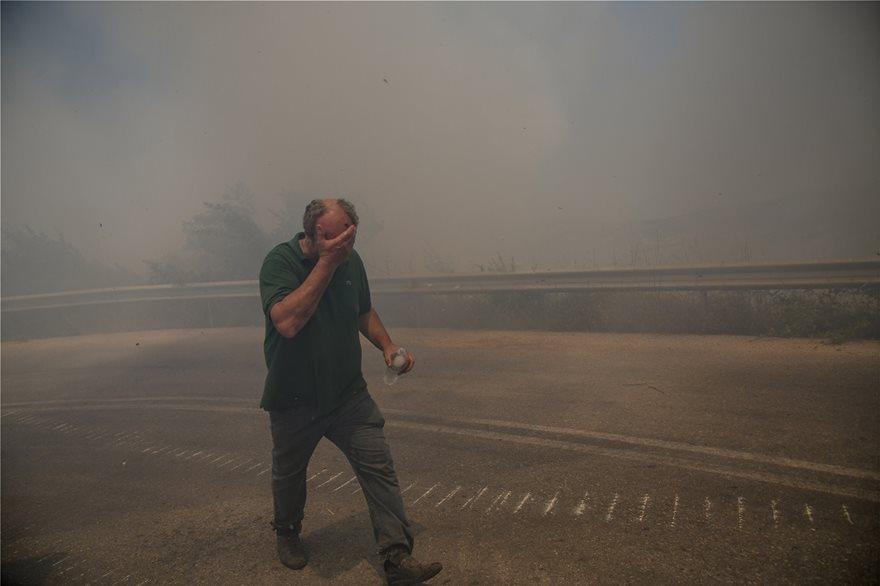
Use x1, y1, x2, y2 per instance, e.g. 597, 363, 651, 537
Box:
259, 233, 371, 413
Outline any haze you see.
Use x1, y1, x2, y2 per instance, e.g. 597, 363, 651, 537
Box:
2, 2, 878, 291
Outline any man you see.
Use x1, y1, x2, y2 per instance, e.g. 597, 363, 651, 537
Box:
259, 199, 442, 586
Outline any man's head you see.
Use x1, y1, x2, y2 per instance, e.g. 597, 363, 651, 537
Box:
302, 198, 359, 241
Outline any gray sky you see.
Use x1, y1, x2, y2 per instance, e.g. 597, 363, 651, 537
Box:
3, 2, 878, 273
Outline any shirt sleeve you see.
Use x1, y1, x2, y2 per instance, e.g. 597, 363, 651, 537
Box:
260, 247, 302, 317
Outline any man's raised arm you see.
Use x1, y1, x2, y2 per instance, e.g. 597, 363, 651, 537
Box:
270, 226, 356, 338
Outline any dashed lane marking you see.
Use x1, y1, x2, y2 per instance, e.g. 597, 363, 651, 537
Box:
842, 504, 854, 525
435, 486, 461, 507
307, 468, 327, 482
332, 476, 358, 493
513, 492, 532, 514
461, 486, 488, 510
670, 494, 679, 528
412, 484, 439, 505
7, 402, 878, 501
543, 492, 559, 516
486, 490, 508, 513
228, 457, 254, 471
605, 494, 619, 522
638, 494, 650, 522
574, 492, 589, 517
315, 472, 344, 489
5, 409, 875, 536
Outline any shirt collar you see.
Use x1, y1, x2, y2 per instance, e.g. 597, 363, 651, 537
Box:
290, 232, 313, 264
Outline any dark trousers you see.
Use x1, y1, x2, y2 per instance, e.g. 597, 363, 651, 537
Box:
269, 391, 414, 558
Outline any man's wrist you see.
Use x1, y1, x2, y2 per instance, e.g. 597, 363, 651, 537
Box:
314, 256, 338, 271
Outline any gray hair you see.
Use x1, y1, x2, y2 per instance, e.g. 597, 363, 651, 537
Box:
302, 198, 359, 239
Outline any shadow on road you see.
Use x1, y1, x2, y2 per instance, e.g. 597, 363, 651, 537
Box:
1, 551, 68, 585
301, 510, 426, 582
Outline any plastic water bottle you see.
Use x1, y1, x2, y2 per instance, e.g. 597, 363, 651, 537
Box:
383, 348, 408, 386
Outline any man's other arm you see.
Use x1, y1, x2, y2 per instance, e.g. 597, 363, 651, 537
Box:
359, 308, 415, 374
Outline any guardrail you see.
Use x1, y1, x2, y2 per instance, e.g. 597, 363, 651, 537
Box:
2, 260, 879, 313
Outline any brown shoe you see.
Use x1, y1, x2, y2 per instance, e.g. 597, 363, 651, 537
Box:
276, 533, 307, 570
384, 554, 442, 586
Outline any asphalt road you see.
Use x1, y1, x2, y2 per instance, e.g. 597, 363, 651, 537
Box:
2, 327, 878, 585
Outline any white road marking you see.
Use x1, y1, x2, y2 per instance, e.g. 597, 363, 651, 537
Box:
461, 486, 488, 510
638, 494, 650, 522
670, 494, 679, 528
704, 497, 712, 520
436, 486, 461, 507
351, 487, 363, 495
215, 456, 238, 467
245, 462, 264, 472
184, 451, 204, 461
804, 504, 814, 524
59, 561, 81, 574
229, 457, 254, 470
175, 450, 191, 458
384, 409, 880, 482
543, 492, 559, 516
332, 476, 358, 493
209, 454, 228, 464
386, 419, 880, 501
486, 490, 507, 513
574, 492, 589, 517
307, 469, 327, 482
513, 492, 532, 514
316, 472, 344, 489
257, 467, 271, 476
199, 452, 215, 461
412, 484, 440, 504
842, 505, 854, 525
771, 500, 780, 528
737, 497, 745, 529
499, 490, 512, 508
605, 494, 619, 522
52, 555, 70, 566
400, 482, 416, 495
